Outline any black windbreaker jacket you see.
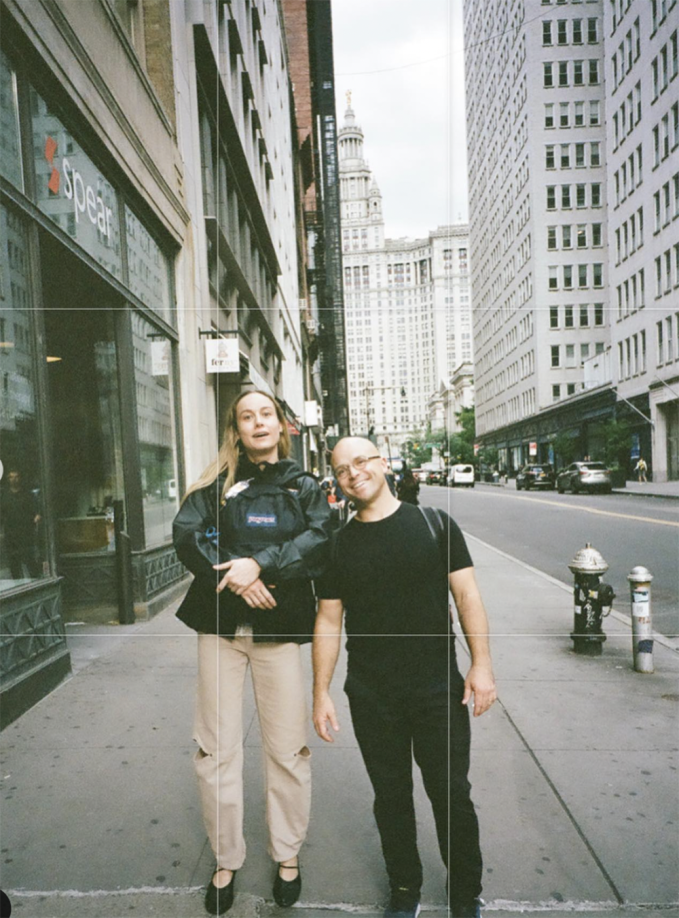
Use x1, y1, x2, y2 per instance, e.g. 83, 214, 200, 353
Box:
173, 457, 332, 643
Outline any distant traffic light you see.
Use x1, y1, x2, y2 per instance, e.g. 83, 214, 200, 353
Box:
400, 387, 406, 398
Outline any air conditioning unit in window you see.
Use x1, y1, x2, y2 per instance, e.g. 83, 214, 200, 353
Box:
306, 317, 318, 335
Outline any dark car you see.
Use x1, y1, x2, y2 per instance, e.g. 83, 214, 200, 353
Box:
426, 469, 446, 485
557, 461, 612, 494
515, 463, 556, 491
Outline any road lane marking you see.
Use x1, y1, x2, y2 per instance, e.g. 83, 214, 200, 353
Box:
452, 488, 679, 528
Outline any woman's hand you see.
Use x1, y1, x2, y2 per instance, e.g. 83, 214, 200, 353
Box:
240, 579, 277, 610
214, 557, 261, 594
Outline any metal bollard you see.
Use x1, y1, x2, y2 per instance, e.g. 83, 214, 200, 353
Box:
628, 566, 654, 673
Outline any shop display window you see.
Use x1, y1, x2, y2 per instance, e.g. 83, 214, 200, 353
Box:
125, 206, 172, 323
0, 205, 48, 589
131, 313, 179, 546
0, 50, 24, 191
30, 87, 122, 281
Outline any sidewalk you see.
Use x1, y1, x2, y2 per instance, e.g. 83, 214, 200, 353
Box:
1, 537, 678, 918
478, 479, 679, 500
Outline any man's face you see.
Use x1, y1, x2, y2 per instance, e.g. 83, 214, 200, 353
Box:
332, 439, 387, 505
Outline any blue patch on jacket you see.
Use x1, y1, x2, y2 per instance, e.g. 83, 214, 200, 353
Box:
246, 513, 277, 527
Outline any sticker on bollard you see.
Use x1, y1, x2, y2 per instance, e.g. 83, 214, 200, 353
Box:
637, 639, 654, 654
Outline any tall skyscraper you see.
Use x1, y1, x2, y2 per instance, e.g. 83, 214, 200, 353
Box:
465, 0, 609, 470
338, 102, 470, 451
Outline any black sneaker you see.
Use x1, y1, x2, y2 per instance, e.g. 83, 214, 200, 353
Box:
384, 887, 421, 918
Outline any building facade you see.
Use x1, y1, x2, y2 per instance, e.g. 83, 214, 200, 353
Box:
606, 0, 679, 481
338, 102, 470, 452
465, 0, 609, 471
0, 0, 324, 724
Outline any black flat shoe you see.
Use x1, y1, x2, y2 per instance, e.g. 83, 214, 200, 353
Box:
273, 862, 301, 907
205, 869, 236, 915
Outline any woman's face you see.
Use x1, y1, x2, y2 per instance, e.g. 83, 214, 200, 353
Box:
236, 393, 282, 461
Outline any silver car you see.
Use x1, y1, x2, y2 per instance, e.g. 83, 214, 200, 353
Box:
557, 461, 613, 494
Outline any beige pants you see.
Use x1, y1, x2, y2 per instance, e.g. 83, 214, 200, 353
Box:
194, 633, 311, 869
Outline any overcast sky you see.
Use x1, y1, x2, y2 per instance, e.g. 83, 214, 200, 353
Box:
330, 0, 468, 240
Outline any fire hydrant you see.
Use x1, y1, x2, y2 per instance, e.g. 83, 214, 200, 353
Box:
568, 543, 616, 655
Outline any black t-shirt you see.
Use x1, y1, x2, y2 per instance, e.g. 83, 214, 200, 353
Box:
317, 502, 473, 687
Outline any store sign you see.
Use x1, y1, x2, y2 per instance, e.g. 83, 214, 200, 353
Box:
304, 399, 321, 428
151, 340, 170, 377
529, 441, 538, 456
45, 138, 115, 242
205, 338, 239, 374
31, 87, 122, 279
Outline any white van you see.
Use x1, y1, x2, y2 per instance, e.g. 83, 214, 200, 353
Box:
447, 464, 475, 488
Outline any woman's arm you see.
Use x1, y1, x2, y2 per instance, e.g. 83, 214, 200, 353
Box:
250, 477, 332, 582
172, 486, 222, 583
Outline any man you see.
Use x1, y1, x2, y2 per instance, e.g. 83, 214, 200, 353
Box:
2, 469, 41, 580
313, 438, 496, 918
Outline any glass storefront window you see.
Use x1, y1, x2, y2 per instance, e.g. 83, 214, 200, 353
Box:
30, 87, 122, 280
0, 50, 24, 191
131, 312, 178, 546
125, 206, 172, 323
0, 205, 48, 589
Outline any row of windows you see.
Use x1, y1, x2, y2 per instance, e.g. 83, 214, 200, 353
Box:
542, 18, 599, 46
551, 341, 604, 367
613, 144, 643, 206
543, 59, 600, 88
548, 223, 602, 250
654, 245, 679, 297
552, 382, 581, 402
541, 0, 598, 5
547, 183, 602, 209
545, 141, 601, 169
651, 0, 678, 34
618, 331, 647, 380
651, 30, 678, 102
655, 313, 679, 367
545, 99, 600, 128
616, 268, 645, 318
609, 0, 633, 35
549, 303, 605, 328
611, 18, 641, 92
652, 103, 679, 168
653, 173, 679, 231
614, 207, 644, 264
612, 81, 641, 149
548, 263, 604, 290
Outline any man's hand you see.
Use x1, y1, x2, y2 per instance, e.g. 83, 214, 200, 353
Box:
462, 663, 497, 717
313, 691, 340, 743
239, 579, 277, 610
214, 557, 261, 594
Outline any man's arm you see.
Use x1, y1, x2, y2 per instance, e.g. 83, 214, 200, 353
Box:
449, 567, 497, 717
312, 598, 344, 742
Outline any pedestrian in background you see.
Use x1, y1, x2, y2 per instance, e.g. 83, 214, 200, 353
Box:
396, 467, 420, 505
313, 437, 496, 918
1, 468, 41, 580
634, 457, 648, 483
173, 390, 331, 915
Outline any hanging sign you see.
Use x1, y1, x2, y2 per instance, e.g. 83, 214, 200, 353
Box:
529, 441, 538, 456
151, 340, 170, 377
205, 338, 239, 374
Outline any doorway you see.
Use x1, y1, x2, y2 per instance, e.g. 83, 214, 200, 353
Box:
41, 232, 125, 621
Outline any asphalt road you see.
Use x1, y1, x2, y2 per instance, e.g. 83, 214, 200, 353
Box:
421, 483, 679, 639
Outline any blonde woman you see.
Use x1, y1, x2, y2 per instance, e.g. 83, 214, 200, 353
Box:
173, 390, 331, 915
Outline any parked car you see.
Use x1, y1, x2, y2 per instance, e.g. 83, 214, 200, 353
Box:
448, 464, 475, 488
412, 468, 428, 483
516, 463, 556, 491
426, 469, 446, 485
557, 461, 613, 494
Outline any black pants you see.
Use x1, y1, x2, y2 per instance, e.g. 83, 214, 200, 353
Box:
346, 669, 482, 903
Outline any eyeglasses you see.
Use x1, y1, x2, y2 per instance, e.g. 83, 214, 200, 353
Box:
334, 455, 382, 481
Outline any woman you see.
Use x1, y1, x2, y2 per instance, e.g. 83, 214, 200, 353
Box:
396, 467, 420, 505
173, 390, 331, 915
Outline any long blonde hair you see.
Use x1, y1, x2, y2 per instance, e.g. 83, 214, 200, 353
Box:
184, 390, 292, 501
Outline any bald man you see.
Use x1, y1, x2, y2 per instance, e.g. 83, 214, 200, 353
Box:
313, 438, 496, 918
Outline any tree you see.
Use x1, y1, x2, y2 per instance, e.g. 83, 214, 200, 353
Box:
402, 429, 432, 467
602, 418, 631, 469
552, 432, 578, 469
